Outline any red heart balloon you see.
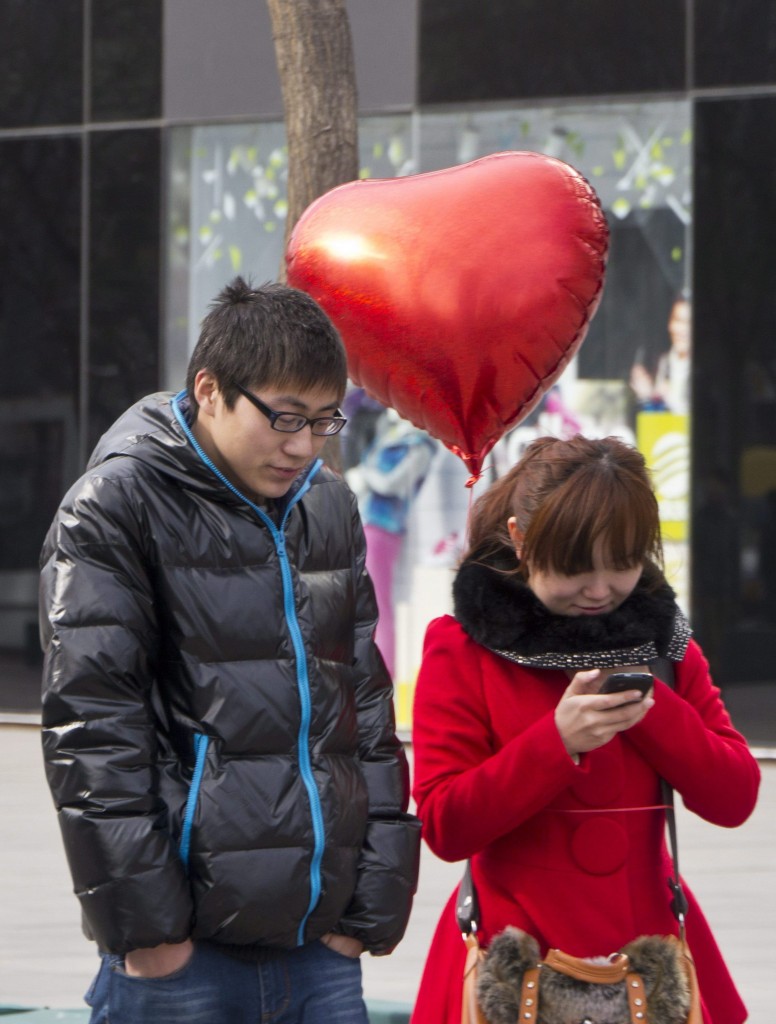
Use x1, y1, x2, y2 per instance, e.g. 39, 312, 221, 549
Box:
286, 152, 609, 480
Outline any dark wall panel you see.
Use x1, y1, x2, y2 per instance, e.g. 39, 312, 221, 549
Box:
0, 0, 82, 128
419, 0, 686, 104
692, 96, 776, 683
0, 136, 81, 569
88, 129, 161, 451
91, 0, 162, 121
694, 1, 776, 88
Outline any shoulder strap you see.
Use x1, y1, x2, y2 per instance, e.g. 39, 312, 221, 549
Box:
650, 656, 675, 687
457, 859, 480, 935
650, 658, 690, 933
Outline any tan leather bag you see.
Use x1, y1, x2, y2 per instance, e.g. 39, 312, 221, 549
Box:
462, 927, 702, 1024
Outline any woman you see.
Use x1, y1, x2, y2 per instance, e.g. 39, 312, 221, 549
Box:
411, 435, 759, 1024
655, 293, 692, 415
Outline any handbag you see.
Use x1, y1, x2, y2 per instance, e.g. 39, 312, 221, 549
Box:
457, 781, 702, 1024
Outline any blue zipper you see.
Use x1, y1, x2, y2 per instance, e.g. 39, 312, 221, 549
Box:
171, 391, 327, 945
275, 478, 327, 945
179, 732, 210, 870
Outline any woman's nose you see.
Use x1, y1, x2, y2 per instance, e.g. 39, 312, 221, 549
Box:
581, 575, 610, 599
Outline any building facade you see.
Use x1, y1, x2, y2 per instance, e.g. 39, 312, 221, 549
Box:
1, 0, 774, 744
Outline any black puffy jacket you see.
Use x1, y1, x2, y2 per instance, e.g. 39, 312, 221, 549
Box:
40, 392, 420, 957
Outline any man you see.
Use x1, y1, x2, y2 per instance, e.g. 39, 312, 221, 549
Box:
40, 277, 420, 1024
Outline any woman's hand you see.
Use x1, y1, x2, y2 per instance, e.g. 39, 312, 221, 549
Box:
555, 669, 654, 760
124, 938, 194, 978
320, 932, 364, 958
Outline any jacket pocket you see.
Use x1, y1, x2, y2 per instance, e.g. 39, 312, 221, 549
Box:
178, 733, 210, 871
336, 813, 422, 955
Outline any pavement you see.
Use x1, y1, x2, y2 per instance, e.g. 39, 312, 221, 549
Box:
1, 723, 774, 1023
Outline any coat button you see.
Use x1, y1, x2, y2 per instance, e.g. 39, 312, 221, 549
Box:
570, 817, 628, 874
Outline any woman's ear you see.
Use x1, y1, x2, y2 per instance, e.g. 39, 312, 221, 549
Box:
507, 516, 523, 557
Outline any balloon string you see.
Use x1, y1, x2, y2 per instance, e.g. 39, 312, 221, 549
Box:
462, 456, 496, 551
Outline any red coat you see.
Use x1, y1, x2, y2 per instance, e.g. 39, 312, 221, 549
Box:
411, 615, 760, 1024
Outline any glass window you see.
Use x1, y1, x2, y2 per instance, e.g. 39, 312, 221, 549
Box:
414, 103, 692, 608
165, 116, 415, 385
164, 101, 692, 729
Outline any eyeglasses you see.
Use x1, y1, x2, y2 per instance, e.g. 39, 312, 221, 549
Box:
236, 384, 347, 436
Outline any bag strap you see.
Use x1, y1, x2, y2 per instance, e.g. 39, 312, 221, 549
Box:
625, 972, 650, 1024
543, 947, 630, 983
650, 658, 690, 935
461, 932, 488, 1024
456, 858, 480, 936
517, 966, 540, 1023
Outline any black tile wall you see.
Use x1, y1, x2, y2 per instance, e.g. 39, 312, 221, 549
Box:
693, 98, 776, 479
694, 0, 776, 88
0, 0, 83, 128
91, 0, 162, 122
0, 135, 81, 569
692, 96, 776, 681
88, 129, 161, 450
419, 0, 686, 104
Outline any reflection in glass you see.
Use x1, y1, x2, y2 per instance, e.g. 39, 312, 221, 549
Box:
165, 116, 415, 383
418, 102, 692, 608
164, 101, 692, 693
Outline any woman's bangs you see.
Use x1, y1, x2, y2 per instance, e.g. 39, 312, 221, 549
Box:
530, 470, 657, 575
597, 479, 660, 569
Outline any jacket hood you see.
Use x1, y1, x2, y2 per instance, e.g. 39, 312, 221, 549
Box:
453, 546, 691, 670
88, 391, 206, 486
86, 391, 316, 510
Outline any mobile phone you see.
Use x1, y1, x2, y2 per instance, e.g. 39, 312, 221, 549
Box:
598, 672, 653, 699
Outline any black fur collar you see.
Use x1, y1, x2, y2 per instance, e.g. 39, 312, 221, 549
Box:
453, 549, 691, 670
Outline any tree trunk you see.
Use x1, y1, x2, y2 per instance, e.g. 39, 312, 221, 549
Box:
267, 0, 359, 473
266, 0, 359, 278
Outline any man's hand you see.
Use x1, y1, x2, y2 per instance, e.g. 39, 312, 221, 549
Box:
124, 938, 194, 978
320, 932, 364, 958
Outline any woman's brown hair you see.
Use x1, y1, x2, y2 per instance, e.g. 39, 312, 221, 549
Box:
464, 435, 664, 582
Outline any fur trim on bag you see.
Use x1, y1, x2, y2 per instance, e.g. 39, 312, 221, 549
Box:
477, 926, 691, 1024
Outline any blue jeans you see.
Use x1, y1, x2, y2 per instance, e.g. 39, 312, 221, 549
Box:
85, 939, 369, 1024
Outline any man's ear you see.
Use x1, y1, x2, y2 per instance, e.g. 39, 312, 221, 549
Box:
507, 516, 523, 558
193, 370, 219, 417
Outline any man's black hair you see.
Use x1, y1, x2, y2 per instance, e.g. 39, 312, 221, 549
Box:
186, 277, 348, 412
